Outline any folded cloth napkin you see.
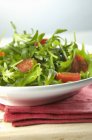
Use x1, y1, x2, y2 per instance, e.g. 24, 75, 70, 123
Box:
0, 85, 92, 127
0, 104, 5, 111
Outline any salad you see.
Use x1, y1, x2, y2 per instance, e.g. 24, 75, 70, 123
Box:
0, 22, 92, 86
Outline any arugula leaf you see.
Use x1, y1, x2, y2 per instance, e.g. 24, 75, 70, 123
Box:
45, 69, 55, 85
88, 59, 92, 77
54, 29, 67, 35
1, 62, 14, 83
57, 55, 73, 72
38, 33, 45, 41
10, 21, 17, 33
31, 30, 38, 41
15, 64, 42, 86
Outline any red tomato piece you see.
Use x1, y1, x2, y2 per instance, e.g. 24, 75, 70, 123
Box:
56, 72, 81, 83
71, 55, 88, 72
34, 39, 48, 47
0, 52, 5, 57
40, 39, 48, 45
16, 59, 33, 73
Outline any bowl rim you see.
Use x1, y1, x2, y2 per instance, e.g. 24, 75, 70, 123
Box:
0, 77, 92, 89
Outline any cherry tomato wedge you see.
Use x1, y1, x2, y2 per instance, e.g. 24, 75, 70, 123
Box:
34, 38, 48, 46
0, 52, 5, 57
56, 72, 81, 83
40, 39, 48, 45
16, 59, 34, 73
71, 55, 88, 72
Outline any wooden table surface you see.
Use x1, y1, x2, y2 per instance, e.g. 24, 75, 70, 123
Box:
0, 112, 92, 140
1, 122, 92, 140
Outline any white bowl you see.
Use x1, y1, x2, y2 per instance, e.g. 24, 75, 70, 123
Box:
0, 77, 92, 106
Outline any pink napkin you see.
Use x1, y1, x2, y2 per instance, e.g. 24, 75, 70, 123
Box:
0, 85, 92, 127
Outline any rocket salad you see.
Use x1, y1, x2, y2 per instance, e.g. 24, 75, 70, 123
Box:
0, 22, 92, 86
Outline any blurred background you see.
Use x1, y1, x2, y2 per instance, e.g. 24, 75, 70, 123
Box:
0, 0, 92, 44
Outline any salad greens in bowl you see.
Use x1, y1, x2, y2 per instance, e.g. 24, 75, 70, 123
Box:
0, 22, 92, 106
0, 22, 92, 87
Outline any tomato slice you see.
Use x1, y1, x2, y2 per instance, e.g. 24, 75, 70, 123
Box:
16, 59, 34, 73
0, 52, 5, 57
56, 72, 81, 83
71, 55, 88, 72
40, 39, 48, 45
34, 38, 48, 46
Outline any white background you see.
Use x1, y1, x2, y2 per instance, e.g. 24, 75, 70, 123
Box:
0, 0, 92, 37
